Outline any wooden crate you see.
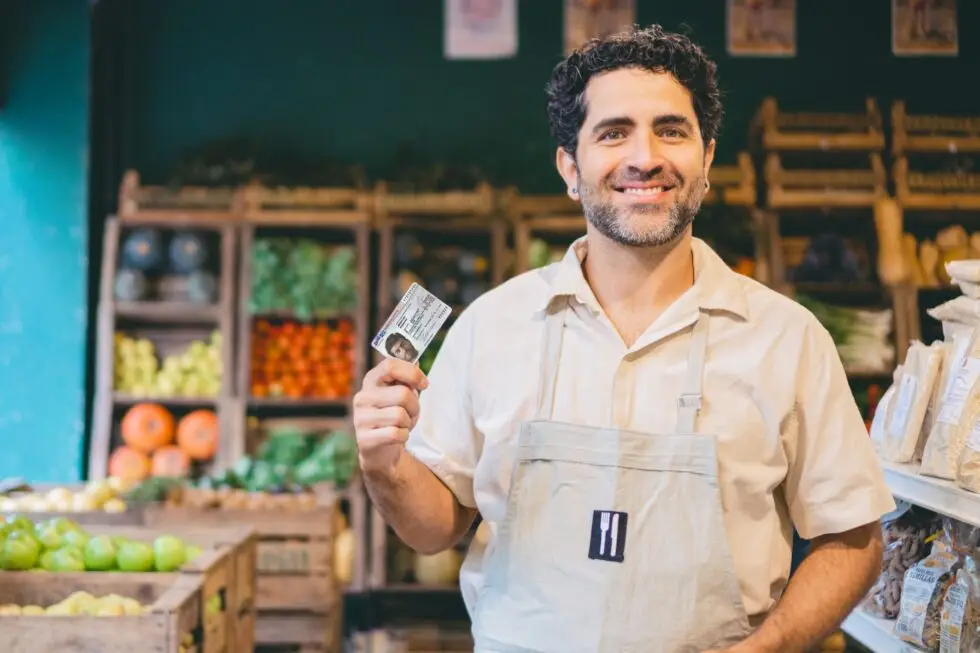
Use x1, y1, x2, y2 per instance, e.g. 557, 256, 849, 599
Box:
892, 101, 980, 156
504, 192, 582, 277
143, 482, 358, 651
374, 192, 510, 324
118, 169, 245, 224
0, 543, 237, 653
0, 574, 206, 653
756, 96, 885, 152
90, 213, 239, 479
371, 181, 496, 218
94, 524, 258, 653
765, 152, 887, 209
707, 152, 757, 207
894, 156, 980, 211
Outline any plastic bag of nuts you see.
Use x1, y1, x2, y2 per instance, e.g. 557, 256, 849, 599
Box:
862, 507, 942, 619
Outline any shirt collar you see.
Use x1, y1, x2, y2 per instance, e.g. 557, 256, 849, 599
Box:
540, 235, 750, 320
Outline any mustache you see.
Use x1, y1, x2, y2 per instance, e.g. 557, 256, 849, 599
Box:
608, 168, 684, 188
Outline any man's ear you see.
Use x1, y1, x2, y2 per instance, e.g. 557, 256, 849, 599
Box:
555, 147, 579, 201
703, 138, 716, 179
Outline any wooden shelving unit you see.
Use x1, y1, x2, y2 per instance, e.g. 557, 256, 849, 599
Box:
890, 101, 980, 346
758, 96, 886, 152
755, 98, 908, 394
367, 182, 506, 598
233, 185, 372, 444
507, 192, 582, 276
89, 171, 242, 480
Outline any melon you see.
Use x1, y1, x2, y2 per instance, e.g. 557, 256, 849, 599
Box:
122, 229, 163, 271
114, 269, 148, 302
169, 231, 208, 273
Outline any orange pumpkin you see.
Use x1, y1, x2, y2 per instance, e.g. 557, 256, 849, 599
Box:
176, 410, 219, 461
121, 403, 175, 453
108, 446, 151, 481
151, 446, 190, 478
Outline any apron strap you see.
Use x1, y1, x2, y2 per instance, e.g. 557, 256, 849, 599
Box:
535, 296, 570, 421
676, 311, 710, 433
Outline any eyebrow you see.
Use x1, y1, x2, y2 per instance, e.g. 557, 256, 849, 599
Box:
591, 114, 695, 135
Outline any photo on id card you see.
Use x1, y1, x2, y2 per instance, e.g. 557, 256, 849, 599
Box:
372, 283, 452, 365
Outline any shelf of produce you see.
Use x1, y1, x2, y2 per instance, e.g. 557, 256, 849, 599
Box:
880, 461, 980, 528
840, 611, 910, 653
236, 187, 370, 437
90, 199, 240, 481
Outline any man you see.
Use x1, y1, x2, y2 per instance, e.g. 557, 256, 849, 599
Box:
354, 25, 894, 653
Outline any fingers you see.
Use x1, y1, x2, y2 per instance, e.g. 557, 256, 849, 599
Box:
353, 384, 421, 420
363, 358, 428, 391
352, 405, 415, 431
357, 426, 410, 448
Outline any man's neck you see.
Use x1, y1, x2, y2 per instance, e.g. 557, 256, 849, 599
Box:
582, 229, 696, 346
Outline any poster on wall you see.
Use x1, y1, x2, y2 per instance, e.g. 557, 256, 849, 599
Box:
726, 0, 796, 57
564, 0, 636, 55
892, 0, 958, 56
444, 0, 518, 60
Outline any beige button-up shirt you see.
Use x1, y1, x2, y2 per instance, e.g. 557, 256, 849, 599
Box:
406, 236, 896, 618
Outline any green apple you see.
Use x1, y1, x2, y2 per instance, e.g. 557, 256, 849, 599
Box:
61, 528, 90, 550
116, 541, 154, 572
50, 546, 86, 572
39, 550, 56, 570
1, 531, 40, 570
83, 535, 118, 571
35, 523, 65, 550
153, 535, 186, 572
4, 515, 34, 534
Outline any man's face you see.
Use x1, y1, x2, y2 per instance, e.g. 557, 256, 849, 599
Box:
557, 67, 716, 248
390, 339, 414, 361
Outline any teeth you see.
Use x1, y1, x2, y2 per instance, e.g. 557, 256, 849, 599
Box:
623, 187, 664, 195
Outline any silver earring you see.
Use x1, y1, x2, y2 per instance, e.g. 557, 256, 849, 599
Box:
571, 187, 578, 195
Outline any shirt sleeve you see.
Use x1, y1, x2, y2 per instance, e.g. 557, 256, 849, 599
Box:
404, 309, 482, 509
783, 318, 897, 540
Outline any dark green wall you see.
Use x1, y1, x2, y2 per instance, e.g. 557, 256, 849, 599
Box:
123, 0, 978, 193
0, 0, 90, 481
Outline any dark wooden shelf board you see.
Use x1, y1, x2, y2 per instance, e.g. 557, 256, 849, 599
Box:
115, 301, 221, 322
112, 393, 219, 406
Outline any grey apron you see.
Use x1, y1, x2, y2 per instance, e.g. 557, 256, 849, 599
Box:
472, 297, 753, 652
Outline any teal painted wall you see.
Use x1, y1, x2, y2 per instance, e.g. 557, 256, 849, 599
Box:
0, 0, 90, 481
123, 0, 979, 192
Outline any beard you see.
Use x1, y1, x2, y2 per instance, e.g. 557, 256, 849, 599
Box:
578, 170, 707, 248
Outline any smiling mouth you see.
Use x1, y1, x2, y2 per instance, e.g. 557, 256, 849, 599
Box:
613, 185, 674, 197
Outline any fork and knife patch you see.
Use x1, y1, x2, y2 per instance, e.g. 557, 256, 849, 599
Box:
588, 510, 628, 563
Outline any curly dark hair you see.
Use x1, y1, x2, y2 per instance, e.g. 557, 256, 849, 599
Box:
545, 24, 723, 158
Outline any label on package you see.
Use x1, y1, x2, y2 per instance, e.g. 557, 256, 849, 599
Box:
889, 374, 918, 439
938, 357, 980, 426
372, 283, 452, 365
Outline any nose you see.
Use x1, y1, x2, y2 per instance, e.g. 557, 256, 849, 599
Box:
624, 129, 666, 173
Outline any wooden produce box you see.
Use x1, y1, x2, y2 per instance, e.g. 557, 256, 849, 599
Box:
0, 550, 234, 653
97, 524, 257, 653
144, 485, 349, 652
